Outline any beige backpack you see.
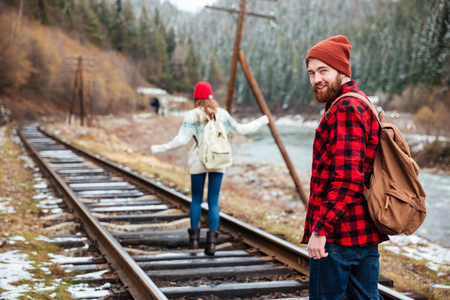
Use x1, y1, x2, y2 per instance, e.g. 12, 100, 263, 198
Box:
326, 93, 426, 235
195, 109, 233, 170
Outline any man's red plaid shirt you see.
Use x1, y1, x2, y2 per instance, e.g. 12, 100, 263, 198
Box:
302, 81, 389, 246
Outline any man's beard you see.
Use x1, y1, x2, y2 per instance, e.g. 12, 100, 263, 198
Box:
313, 74, 342, 103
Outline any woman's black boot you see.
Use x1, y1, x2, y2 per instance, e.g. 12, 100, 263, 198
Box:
204, 231, 219, 256
188, 228, 200, 249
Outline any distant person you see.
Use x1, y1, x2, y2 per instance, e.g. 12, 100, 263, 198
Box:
151, 81, 269, 255
151, 97, 160, 114
302, 35, 389, 299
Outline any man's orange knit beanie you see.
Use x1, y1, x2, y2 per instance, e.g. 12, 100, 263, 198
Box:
305, 35, 352, 77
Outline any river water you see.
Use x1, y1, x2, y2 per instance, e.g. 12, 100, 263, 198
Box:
232, 125, 450, 247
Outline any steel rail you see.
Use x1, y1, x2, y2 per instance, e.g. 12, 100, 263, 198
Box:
18, 128, 168, 300
38, 127, 311, 273
37, 126, 415, 300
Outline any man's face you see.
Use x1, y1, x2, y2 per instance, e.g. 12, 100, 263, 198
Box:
307, 58, 342, 103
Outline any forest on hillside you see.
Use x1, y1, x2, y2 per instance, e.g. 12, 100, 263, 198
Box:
170, 0, 449, 112
0, 0, 448, 117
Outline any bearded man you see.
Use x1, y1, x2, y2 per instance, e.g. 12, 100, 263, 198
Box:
302, 35, 389, 299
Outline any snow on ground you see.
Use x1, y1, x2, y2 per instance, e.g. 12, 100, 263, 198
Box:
0, 250, 34, 299
0, 246, 112, 299
0, 131, 120, 298
0, 210, 112, 298
0, 126, 6, 146
274, 114, 320, 128
405, 133, 450, 152
0, 197, 15, 214
384, 235, 450, 274
67, 283, 112, 298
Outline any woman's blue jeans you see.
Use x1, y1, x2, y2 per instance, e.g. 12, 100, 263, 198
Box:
309, 242, 383, 300
190, 172, 223, 231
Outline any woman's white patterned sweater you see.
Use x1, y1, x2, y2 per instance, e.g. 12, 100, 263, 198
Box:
151, 108, 269, 174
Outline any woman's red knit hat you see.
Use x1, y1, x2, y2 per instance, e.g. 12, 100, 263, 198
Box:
305, 35, 352, 77
193, 81, 213, 100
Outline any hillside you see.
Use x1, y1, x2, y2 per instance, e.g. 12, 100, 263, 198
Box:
0, 1, 448, 168
1, 0, 449, 119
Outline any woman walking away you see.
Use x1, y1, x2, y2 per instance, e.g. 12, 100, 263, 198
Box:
151, 81, 269, 255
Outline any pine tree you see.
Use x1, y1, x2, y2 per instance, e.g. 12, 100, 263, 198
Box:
170, 40, 189, 92
77, 0, 103, 46
110, 9, 127, 51
207, 53, 225, 90
137, 5, 152, 58
31, 0, 50, 25
166, 28, 176, 58
122, 0, 137, 39
151, 33, 169, 76
93, 0, 115, 34
186, 38, 201, 91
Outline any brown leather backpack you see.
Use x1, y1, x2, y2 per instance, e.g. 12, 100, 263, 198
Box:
326, 92, 427, 235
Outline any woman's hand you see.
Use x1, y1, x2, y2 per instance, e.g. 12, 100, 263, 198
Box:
151, 145, 163, 154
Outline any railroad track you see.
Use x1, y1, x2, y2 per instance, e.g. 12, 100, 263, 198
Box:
17, 123, 423, 300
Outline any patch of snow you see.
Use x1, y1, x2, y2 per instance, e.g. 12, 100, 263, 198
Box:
132, 113, 153, 119
67, 282, 112, 298
48, 253, 93, 265
0, 197, 15, 214
51, 208, 64, 214
303, 119, 321, 128
431, 284, 450, 289
0, 250, 33, 299
37, 198, 63, 206
384, 235, 450, 272
275, 115, 305, 127
19, 154, 36, 169
0, 127, 7, 146
32, 192, 55, 200
9, 236, 26, 242
404, 133, 449, 152
74, 269, 110, 279
35, 235, 87, 243
272, 115, 320, 128
64, 243, 89, 253
33, 182, 48, 189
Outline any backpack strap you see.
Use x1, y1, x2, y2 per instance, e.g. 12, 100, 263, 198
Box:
325, 92, 382, 124
195, 107, 218, 121
193, 108, 216, 146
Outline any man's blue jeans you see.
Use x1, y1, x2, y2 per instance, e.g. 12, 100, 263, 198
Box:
190, 172, 223, 231
309, 242, 383, 300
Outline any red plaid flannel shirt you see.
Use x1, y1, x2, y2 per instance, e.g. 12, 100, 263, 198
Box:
302, 81, 389, 246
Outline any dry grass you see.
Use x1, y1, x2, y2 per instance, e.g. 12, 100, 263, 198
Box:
379, 246, 450, 299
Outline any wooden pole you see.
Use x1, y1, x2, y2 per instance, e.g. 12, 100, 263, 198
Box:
205, 5, 275, 20
238, 50, 308, 206
78, 56, 85, 126
68, 67, 78, 125
225, 0, 246, 113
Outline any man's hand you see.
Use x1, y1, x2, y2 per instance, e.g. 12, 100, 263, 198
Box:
307, 234, 328, 259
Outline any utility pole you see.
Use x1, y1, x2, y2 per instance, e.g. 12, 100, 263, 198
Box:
238, 50, 308, 205
206, 1, 275, 113
227, 0, 245, 113
206, 0, 309, 206
66, 55, 96, 126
